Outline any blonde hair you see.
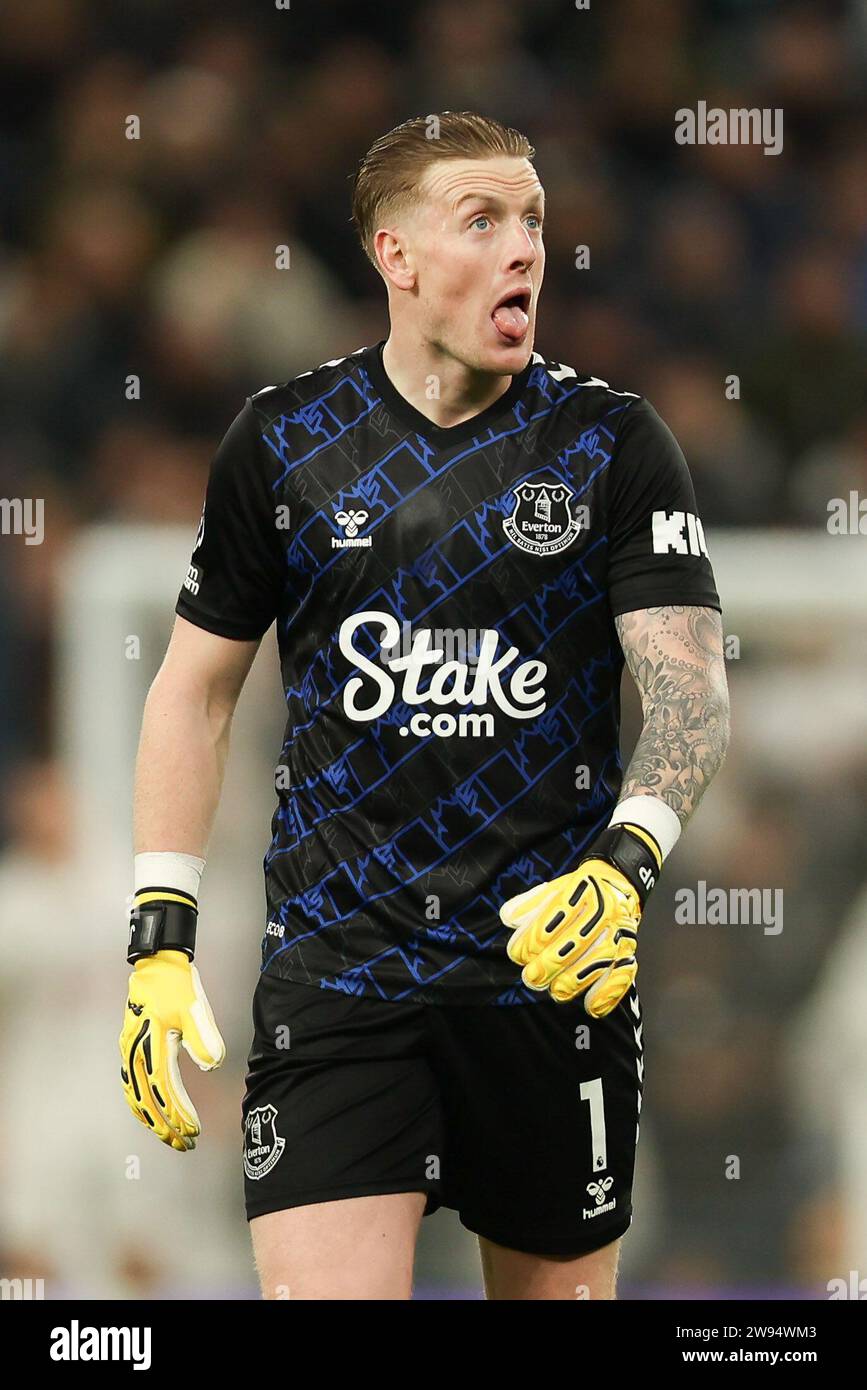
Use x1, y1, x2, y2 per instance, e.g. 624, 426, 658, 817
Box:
351, 111, 535, 269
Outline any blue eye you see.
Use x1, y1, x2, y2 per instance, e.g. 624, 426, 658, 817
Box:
471, 216, 490, 230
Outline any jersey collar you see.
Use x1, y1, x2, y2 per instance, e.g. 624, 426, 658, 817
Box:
363, 339, 534, 448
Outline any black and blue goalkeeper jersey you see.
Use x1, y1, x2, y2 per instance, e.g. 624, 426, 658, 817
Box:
176, 340, 720, 1004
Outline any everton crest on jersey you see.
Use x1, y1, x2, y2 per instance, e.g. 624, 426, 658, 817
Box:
176, 340, 720, 1004
502, 478, 585, 555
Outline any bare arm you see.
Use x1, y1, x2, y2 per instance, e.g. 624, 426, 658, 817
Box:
614, 605, 731, 827
133, 615, 261, 855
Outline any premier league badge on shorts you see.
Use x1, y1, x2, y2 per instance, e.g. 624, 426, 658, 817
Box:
243, 1104, 286, 1180
502, 479, 583, 555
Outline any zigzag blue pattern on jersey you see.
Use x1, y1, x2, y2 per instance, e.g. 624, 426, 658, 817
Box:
262, 371, 379, 484
279, 405, 536, 598
274, 535, 607, 793
273, 373, 631, 608
277, 429, 618, 742
333, 737, 619, 977
319, 806, 616, 1000
279, 502, 606, 726
266, 548, 609, 858
281, 364, 614, 561
259, 358, 626, 491
265, 673, 609, 963
258, 363, 638, 998
269, 795, 616, 1000
313, 945, 470, 999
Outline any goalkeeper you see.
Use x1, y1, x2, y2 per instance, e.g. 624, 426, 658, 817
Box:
118, 110, 731, 1301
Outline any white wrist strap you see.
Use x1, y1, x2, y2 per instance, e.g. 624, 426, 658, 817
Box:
134, 851, 206, 900
608, 797, 681, 861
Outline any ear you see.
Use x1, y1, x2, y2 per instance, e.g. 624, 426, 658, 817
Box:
374, 226, 416, 291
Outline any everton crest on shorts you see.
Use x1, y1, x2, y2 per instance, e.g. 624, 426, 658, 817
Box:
243, 1103, 286, 1181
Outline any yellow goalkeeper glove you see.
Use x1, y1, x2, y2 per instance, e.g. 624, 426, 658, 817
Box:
499, 823, 663, 1015
119, 892, 225, 1151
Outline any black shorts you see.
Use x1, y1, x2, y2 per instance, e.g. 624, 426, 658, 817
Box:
241, 973, 644, 1258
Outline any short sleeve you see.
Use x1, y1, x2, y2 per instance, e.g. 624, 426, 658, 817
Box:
607, 398, 721, 617
175, 398, 285, 640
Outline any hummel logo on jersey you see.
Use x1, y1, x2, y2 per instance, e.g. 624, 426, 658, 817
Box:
587, 1175, 615, 1206
503, 479, 584, 555
338, 609, 547, 739
333, 508, 371, 549
652, 509, 708, 557
583, 1175, 617, 1220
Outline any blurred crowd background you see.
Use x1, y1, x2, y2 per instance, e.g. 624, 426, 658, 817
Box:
0, 0, 865, 1298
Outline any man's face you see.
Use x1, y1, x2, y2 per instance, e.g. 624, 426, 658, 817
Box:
396, 155, 545, 375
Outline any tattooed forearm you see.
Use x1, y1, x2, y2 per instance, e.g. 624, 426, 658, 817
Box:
614, 605, 731, 827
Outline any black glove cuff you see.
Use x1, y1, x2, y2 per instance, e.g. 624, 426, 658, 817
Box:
581, 825, 662, 909
127, 895, 197, 963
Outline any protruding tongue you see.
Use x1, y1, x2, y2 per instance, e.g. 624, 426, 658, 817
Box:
492, 302, 529, 340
